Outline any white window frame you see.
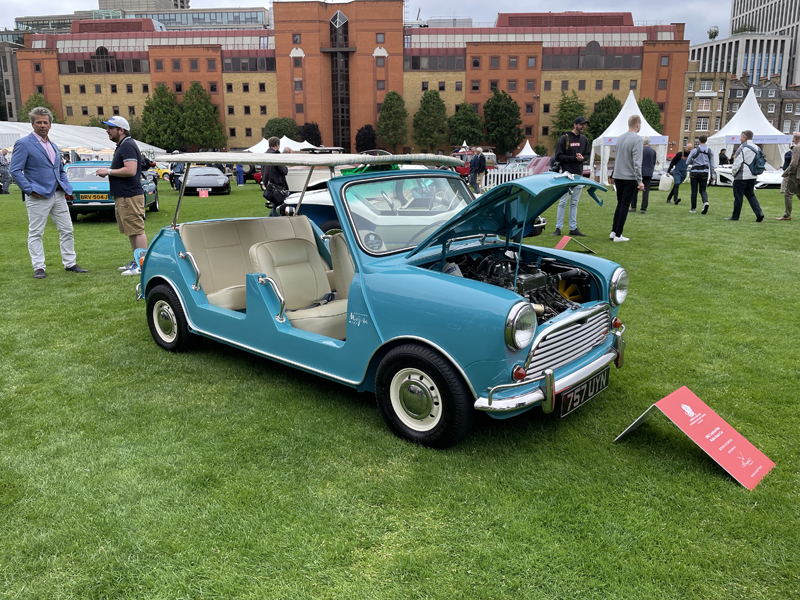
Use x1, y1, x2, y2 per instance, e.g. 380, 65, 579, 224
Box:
700, 79, 713, 91
697, 98, 711, 111
796, 105, 800, 115
686, 98, 693, 111
696, 117, 709, 131
794, 120, 800, 133
717, 99, 722, 112
737, 89, 744, 98
715, 116, 721, 130
755, 89, 762, 97
768, 89, 776, 97
768, 103, 776, 113
718, 80, 725, 92
783, 120, 792, 133
786, 103, 794, 113
684, 117, 691, 132
688, 80, 695, 92
732, 102, 740, 113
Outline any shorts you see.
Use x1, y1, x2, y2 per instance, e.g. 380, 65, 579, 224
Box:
115, 195, 145, 236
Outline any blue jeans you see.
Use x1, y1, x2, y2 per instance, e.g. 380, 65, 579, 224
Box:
555, 185, 583, 231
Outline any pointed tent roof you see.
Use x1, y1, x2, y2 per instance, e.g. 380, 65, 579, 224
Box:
516, 140, 537, 158
592, 91, 666, 143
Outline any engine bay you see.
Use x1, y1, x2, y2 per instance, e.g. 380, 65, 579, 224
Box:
436, 248, 597, 324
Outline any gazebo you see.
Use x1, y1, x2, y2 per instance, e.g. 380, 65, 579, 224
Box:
515, 140, 538, 159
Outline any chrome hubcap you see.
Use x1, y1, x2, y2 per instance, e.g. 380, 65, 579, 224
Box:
154, 300, 177, 343
389, 368, 442, 432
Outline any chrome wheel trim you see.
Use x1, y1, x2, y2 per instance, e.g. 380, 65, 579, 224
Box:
153, 299, 178, 343
389, 367, 442, 432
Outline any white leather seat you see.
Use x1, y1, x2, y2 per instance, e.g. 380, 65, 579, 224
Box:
250, 238, 347, 340
329, 233, 355, 300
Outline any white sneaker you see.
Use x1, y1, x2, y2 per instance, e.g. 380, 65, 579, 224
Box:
121, 264, 141, 276
609, 232, 616, 239
613, 235, 630, 242
118, 259, 136, 271
689, 209, 696, 213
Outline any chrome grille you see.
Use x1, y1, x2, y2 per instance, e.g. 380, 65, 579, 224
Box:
526, 308, 610, 377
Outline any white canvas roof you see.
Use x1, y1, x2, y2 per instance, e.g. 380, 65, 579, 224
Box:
516, 140, 538, 158
246, 136, 319, 153
0, 121, 164, 155
589, 91, 669, 184
156, 152, 462, 168
707, 87, 790, 169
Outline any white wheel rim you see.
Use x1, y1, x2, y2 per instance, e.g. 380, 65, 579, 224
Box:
389, 368, 442, 432
153, 300, 177, 343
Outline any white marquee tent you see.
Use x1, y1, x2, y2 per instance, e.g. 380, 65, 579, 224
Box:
706, 87, 790, 169
516, 140, 538, 159
0, 122, 164, 155
589, 91, 669, 185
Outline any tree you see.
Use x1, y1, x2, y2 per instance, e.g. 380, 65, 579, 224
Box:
533, 143, 548, 156
20, 92, 63, 123
263, 117, 299, 141
483, 88, 524, 156
128, 117, 144, 141
299, 122, 322, 146
84, 116, 105, 128
586, 94, 623, 142
355, 124, 377, 152
141, 84, 183, 151
549, 91, 587, 143
708, 26, 719, 40
412, 89, 448, 152
637, 97, 663, 134
448, 103, 484, 147
377, 91, 408, 153
732, 23, 758, 34
180, 81, 226, 149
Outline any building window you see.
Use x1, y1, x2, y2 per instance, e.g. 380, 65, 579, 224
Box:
207, 59, 216, 71
190, 59, 198, 71
543, 103, 550, 113
294, 80, 302, 91
696, 117, 709, 131
243, 83, 249, 92
795, 121, 800, 132
715, 116, 721, 130
795, 105, 800, 115
595, 80, 603, 90
377, 80, 385, 90
684, 117, 691, 131
718, 80, 725, 92
768, 89, 776, 98
376, 57, 384, 67
244, 106, 251, 115
421, 81, 428, 91
258, 82, 266, 92
296, 103, 304, 113
110, 84, 117, 94
226, 83, 233, 93
97, 106, 104, 116
173, 59, 181, 71
472, 57, 480, 68
81, 106, 88, 116
525, 103, 534, 114
658, 80, 667, 89
698, 98, 711, 111
525, 126, 532, 135
471, 103, 479, 113
700, 80, 713, 91
245, 128, 252, 137
34, 63, 41, 72
578, 80, 585, 90
561, 80, 568, 91
661, 56, 669, 66
127, 84, 133, 93
542, 126, 549, 136
527, 57, 536, 68
128, 106, 135, 116
509, 56, 517, 68
142, 84, 149, 94
455, 81, 462, 91
717, 99, 722, 111
229, 128, 236, 137
544, 80, 551, 91
736, 90, 744, 98
768, 103, 776, 113
174, 83, 182, 93
657, 102, 665, 111
292, 57, 302, 69
210, 82, 218, 93
688, 80, 695, 92
228, 106, 234, 115
508, 80, 516, 92
376, 33, 385, 43
629, 80, 637, 90
687, 98, 693, 111
490, 80, 498, 90
732, 102, 740, 113
786, 103, 794, 113
66, 106, 73, 116
79, 84, 86, 94
94, 84, 101, 94
612, 80, 620, 90
377, 103, 382, 113
526, 80, 536, 91
293, 34, 301, 44
112, 106, 119, 115
64, 85, 71, 94
155, 60, 163, 71
490, 56, 499, 68
471, 80, 480, 92
781, 119, 791, 133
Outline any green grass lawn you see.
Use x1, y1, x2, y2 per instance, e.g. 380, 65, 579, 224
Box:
0, 179, 798, 599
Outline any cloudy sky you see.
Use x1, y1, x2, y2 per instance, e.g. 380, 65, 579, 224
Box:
0, 0, 731, 47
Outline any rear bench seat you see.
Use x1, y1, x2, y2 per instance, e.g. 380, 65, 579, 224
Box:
178, 216, 330, 312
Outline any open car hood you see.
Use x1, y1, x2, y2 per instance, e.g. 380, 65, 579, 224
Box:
407, 173, 607, 257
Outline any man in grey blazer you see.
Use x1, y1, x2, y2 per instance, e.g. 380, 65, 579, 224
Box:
10, 107, 87, 279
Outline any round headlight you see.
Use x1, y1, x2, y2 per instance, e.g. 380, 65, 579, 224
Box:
505, 303, 537, 351
609, 268, 629, 306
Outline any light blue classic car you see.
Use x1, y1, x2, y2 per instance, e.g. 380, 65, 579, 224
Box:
139, 153, 627, 448
64, 161, 160, 220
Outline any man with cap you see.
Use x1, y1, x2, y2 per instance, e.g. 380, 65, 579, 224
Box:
95, 116, 147, 276
552, 116, 590, 237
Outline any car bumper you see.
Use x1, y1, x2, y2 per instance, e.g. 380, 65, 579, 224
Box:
474, 325, 625, 413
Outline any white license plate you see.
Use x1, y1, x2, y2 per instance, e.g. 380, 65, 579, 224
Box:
559, 367, 610, 417
198, 188, 211, 191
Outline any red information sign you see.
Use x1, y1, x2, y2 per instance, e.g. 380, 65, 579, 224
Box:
199, 190, 209, 198
616, 386, 774, 489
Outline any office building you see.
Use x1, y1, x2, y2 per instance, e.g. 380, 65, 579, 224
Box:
689, 34, 792, 89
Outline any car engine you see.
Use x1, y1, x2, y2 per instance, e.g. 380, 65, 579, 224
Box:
442, 250, 596, 324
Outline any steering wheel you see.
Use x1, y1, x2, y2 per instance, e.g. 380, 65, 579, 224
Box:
431, 190, 450, 210
381, 190, 399, 214
406, 219, 448, 246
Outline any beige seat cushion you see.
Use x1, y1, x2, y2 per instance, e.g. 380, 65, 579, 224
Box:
330, 233, 355, 300
206, 286, 247, 311
286, 300, 348, 340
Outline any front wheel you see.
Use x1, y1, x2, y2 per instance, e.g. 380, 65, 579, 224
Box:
375, 344, 474, 448
149, 191, 160, 212
146, 284, 195, 352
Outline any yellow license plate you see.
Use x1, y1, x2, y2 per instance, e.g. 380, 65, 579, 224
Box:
82, 194, 108, 200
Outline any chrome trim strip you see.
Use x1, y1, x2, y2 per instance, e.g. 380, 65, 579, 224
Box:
257, 275, 286, 322
135, 282, 142, 301
178, 251, 202, 291
171, 162, 191, 230
476, 348, 619, 412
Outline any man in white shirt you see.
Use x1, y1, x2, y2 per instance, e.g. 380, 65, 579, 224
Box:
726, 130, 765, 222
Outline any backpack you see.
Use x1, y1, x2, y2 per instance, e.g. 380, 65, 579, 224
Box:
744, 144, 767, 176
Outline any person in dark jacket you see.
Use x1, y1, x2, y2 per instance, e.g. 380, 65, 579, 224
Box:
666, 144, 691, 204
261, 137, 288, 215
551, 116, 590, 237
631, 136, 657, 213
468, 148, 486, 192
718, 148, 729, 165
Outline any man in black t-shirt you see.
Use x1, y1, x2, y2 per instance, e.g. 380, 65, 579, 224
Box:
96, 116, 147, 276
552, 116, 590, 237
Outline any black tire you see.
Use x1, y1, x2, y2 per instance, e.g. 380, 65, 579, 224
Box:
161, 173, 170, 181
146, 284, 195, 352
375, 344, 474, 448
320, 219, 342, 235
149, 191, 160, 212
